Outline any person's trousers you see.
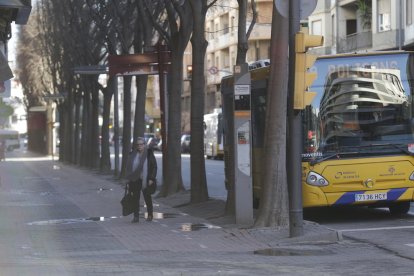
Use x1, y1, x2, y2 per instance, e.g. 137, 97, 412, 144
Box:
129, 179, 153, 218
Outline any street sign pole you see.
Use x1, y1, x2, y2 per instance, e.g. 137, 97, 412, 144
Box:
288, 0, 303, 237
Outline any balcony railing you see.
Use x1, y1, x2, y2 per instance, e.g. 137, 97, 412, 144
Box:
337, 31, 372, 53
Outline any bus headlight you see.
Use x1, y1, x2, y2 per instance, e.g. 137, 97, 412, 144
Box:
306, 172, 329, 186
409, 172, 414, 180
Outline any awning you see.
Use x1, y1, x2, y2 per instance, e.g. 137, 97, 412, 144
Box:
0, 0, 31, 24
0, 50, 12, 82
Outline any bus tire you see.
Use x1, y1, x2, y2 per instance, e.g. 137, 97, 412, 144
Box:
388, 202, 411, 215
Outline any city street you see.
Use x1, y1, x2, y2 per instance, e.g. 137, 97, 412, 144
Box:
1, 148, 414, 275
4, 1, 414, 274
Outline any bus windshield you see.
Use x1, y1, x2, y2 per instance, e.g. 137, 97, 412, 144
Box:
303, 52, 414, 161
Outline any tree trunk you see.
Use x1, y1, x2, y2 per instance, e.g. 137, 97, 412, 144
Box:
120, 75, 133, 178
100, 77, 114, 172
74, 92, 81, 165
189, 0, 209, 203
62, 91, 74, 163
133, 75, 148, 140
236, 0, 248, 64
163, 50, 185, 195
157, 0, 192, 197
91, 80, 100, 169
254, 5, 289, 227
80, 86, 91, 167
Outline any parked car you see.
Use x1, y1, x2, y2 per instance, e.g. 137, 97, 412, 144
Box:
180, 134, 191, 153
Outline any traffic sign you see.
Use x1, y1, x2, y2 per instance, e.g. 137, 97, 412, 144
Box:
208, 66, 218, 75
275, 0, 317, 19
108, 51, 171, 77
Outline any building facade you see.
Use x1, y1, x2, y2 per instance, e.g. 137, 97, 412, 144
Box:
181, 0, 414, 131
308, 0, 414, 54
181, 0, 273, 132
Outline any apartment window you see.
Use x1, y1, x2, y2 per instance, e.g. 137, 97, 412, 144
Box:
209, 21, 214, 39
378, 0, 391, 31
224, 54, 230, 67
407, 0, 413, 25
379, 13, 391, 31
223, 23, 229, 34
346, 19, 357, 35
311, 20, 322, 35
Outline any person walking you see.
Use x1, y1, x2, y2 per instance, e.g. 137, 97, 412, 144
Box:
125, 137, 157, 223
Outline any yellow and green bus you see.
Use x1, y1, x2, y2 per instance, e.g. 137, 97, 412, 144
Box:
221, 51, 414, 214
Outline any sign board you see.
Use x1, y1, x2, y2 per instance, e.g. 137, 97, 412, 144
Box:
237, 121, 251, 176
234, 84, 250, 96
108, 52, 171, 77
275, 0, 317, 19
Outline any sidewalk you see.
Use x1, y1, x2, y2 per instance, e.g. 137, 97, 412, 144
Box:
39, 155, 341, 251
9, 149, 341, 250
4, 150, 414, 275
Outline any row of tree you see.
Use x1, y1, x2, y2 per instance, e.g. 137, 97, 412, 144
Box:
15, 0, 290, 227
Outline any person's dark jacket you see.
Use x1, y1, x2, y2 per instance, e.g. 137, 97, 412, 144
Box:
125, 148, 157, 183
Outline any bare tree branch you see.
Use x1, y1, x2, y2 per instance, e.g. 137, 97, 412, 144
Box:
246, 0, 257, 40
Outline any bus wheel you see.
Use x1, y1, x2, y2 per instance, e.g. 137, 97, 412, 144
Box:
388, 202, 411, 215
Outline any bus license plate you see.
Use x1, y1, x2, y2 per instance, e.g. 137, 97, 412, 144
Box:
355, 193, 387, 202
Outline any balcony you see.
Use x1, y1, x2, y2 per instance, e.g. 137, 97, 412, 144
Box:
337, 31, 372, 53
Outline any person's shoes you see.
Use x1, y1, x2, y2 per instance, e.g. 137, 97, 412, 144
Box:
131, 217, 139, 223
146, 214, 153, 222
